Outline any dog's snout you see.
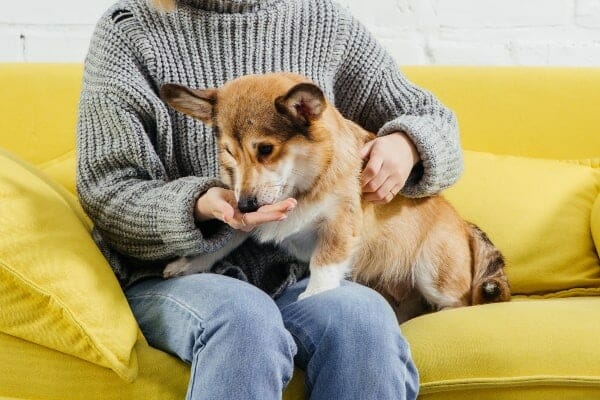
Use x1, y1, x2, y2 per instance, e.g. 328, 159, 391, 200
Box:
238, 196, 259, 213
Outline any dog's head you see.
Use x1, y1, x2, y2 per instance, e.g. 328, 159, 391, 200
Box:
161, 73, 335, 212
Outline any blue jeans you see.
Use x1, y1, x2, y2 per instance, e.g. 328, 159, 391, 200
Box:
126, 274, 419, 400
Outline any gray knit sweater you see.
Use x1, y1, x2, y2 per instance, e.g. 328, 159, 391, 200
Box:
76, 0, 463, 295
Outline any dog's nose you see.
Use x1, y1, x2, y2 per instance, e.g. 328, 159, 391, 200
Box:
238, 196, 259, 213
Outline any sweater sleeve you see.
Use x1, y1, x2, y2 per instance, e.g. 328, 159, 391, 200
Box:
76, 10, 232, 261
331, 7, 463, 197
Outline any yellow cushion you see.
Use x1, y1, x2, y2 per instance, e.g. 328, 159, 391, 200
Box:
445, 151, 600, 296
0, 148, 139, 382
402, 297, 600, 399
38, 149, 78, 196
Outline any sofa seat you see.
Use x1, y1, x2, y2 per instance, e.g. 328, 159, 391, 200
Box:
0, 330, 307, 400
0, 332, 190, 400
2, 298, 598, 399
403, 297, 600, 399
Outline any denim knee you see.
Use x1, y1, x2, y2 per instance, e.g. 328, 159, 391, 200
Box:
200, 281, 298, 386
296, 283, 411, 359
280, 281, 419, 399
208, 282, 293, 342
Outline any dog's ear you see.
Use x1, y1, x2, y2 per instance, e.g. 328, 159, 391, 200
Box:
275, 83, 326, 126
160, 83, 217, 124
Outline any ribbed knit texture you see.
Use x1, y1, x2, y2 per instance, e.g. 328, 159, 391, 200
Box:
77, 0, 463, 294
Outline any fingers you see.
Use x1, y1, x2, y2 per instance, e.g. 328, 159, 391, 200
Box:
236, 210, 286, 231
225, 211, 286, 232
224, 198, 297, 232
361, 137, 411, 204
361, 155, 383, 188
360, 139, 375, 160
362, 155, 403, 200
363, 176, 403, 204
257, 198, 297, 214
200, 187, 297, 230
362, 162, 386, 193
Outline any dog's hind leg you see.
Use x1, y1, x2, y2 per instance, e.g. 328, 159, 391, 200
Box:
412, 238, 472, 311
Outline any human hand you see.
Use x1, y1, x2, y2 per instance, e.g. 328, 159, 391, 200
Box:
195, 187, 296, 232
360, 132, 420, 204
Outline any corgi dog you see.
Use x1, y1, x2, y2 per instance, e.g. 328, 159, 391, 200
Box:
160, 73, 510, 321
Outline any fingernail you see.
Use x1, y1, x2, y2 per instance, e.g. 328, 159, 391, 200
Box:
278, 215, 288, 221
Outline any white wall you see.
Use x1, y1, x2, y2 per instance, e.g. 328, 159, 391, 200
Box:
1, 0, 600, 65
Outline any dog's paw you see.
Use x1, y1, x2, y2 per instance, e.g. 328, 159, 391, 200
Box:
298, 283, 339, 300
163, 258, 193, 278
298, 289, 318, 300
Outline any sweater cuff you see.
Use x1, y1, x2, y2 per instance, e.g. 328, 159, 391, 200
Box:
155, 176, 233, 256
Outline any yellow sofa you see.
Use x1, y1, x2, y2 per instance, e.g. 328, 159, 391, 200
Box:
1, 64, 599, 400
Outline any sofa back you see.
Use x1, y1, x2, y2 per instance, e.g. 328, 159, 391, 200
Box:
0, 64, 83, 193
403, 66, 600, 162
1, 64, 599, 193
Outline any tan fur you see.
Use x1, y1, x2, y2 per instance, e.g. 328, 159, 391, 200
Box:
160, 73, 511, 319
149, 0, 176, 12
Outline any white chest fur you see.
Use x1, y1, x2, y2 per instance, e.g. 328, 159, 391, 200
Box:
253, 195, 336, 262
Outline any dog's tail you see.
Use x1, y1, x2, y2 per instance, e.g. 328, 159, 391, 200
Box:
468, 223, 511, 305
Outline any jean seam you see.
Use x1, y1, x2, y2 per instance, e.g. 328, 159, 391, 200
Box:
282, 334, 298, 387
288, 330, 315, 392
186, 350, 202, 400
280, 308, 316, 355
396, 329, 414, 366
282, 355, 294, 389
128, 293, 207, 348
282, 316, 318, 393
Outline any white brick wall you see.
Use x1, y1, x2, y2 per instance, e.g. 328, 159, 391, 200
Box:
1, 0, 599, 65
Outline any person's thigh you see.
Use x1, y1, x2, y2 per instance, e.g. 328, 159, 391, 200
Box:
126, 273, 293, 362
276, 278, 419, 400
126, 273, 297, 400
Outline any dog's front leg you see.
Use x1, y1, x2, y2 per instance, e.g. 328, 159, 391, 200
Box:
299, 217, 358, 300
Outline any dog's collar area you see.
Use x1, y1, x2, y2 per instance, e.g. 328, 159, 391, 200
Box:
181, 0, 284, 13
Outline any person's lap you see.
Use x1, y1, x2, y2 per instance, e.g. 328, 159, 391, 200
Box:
126, 273, 418, 399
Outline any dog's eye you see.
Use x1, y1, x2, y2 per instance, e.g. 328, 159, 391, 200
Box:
224, 146, 233, 156
257, 144, 274, 157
